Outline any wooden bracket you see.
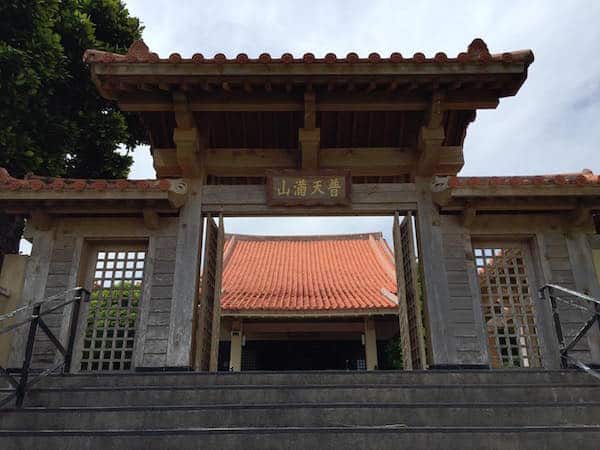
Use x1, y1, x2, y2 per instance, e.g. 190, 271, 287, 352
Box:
430, 176, 452, 206
299, 128, 320, 169
167, 180, 189, 208
142, 208, 160, 230
417, 127, 445, 176
29, 211, 53, 231
416, 92, 446, 176
462, 202, 477, 227
569, 202, 593, 228
173, 91, 205, 178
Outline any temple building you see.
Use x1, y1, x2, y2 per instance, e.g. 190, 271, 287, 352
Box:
217, 233, 400, 371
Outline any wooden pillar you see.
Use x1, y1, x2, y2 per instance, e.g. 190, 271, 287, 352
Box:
166, 178, 203, 369
364, 317, 378, 370
415, 177, 456, 367
229, 320, 243, 372
166, 91, 206, 369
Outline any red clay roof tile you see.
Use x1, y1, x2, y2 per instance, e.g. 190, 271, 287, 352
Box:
449, 169, 599, 188
83, 38, 534, 67
0, 167, 177, 192
220, 233, 398, 314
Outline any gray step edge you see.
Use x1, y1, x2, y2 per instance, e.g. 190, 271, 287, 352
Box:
2, 425, 600, 436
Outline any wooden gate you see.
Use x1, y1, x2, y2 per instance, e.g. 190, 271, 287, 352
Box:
393, 212, 427, 370
194, 214, 225, 371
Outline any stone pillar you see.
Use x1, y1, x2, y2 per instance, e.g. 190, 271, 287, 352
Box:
166, 179, 204, 369
0, 255, 27, 367
565, 232, 600, 364
415, 177, 456, 367
8, 227, 55, 368
364, 317, 378, 370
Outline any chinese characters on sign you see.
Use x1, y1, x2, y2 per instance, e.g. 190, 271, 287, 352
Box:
267, 171, 350, 206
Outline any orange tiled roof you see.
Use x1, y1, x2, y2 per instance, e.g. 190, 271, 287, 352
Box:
449, 169, 600, 187
220, 233, 398, 314
84, 38, 533, 67
0, 167, 173, 192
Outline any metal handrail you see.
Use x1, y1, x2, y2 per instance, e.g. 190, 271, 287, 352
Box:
540, 284, 600, 381
0, 287, 90, 408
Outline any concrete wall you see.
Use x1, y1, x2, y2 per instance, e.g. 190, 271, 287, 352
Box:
9, 217, 179, 371
0, 255, 27, 367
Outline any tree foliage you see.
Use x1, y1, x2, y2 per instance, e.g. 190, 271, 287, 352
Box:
0, 1, 146, 264
0, 0, 146, 179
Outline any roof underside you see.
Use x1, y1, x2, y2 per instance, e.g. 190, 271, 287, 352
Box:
84, 39, 534, 179
220, 233, 398, 315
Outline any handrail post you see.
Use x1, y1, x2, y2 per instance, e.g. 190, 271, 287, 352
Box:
16, 304, 41, 408
63, 288, 89, 374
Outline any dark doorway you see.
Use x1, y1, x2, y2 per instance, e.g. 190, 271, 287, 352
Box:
241, 340, 366, 370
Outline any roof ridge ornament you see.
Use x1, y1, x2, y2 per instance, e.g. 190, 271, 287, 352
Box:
127, 39, 150, 59
467, 38, 490, 58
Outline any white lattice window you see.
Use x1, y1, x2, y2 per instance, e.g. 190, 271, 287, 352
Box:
79, 247, 146, 372
474, 244, 542, 368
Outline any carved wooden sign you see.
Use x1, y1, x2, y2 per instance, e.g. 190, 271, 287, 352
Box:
266, 170, 351, 206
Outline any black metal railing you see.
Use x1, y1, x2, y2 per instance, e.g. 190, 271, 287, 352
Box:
0, 287, 90, 408
540, 283, 600, 381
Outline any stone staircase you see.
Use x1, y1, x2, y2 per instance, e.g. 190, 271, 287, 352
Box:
1, 370, 599, 449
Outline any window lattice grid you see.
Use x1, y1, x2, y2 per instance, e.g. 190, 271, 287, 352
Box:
474, 246, 541, 368
80, 249, 145, 372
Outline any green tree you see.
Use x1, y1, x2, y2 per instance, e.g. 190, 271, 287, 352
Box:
0, 0, 147, 267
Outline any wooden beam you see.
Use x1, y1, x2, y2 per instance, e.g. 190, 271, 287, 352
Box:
206, 148, 296, 174
202, 147, 420, 176
241, 321, 365, 333
118, 95, 499, 113
201, 183, 418, 216
320, 147, 416, 172
93, 60, 527, 79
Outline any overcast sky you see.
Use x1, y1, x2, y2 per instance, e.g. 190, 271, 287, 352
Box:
19, 1, 600, 253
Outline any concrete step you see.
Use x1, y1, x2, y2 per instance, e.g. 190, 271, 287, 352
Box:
21, 369, 598, 389
1, 403, 599, 429
19, 383, 600, 407
1, 426, 600, 450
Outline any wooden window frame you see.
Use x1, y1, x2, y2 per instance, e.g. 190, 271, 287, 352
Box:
71, 239, 149, 373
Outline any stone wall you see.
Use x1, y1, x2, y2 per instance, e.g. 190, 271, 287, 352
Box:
439, 215, 489, 367
442, 213, 600, 369
10, 216, 179, 371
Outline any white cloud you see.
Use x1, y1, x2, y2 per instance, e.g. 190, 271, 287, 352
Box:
122, 0, 600, 239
